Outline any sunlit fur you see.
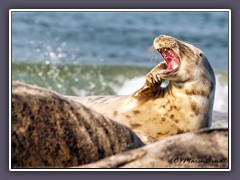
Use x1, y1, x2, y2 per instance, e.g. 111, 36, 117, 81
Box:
68, 35, 216, 144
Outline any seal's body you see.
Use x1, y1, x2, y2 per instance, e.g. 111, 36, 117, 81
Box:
69, 35, 216, 143
12, 82, 144, 168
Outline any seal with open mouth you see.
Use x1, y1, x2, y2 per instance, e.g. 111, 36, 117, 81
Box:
68, 35, 216, 144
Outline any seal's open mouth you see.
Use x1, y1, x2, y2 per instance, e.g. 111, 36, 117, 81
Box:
158, 48, 180, 74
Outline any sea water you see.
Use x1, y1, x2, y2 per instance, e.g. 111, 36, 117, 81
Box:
11, 11, 229, 113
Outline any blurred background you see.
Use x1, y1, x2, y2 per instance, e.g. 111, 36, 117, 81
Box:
11, 11, 229, 113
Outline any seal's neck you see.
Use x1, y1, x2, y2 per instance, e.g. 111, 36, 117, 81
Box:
169, 77, 215, 99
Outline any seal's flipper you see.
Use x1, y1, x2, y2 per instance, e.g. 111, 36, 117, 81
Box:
132, 62, 166, 99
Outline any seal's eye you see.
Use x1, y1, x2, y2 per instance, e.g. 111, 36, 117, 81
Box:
199, 53, 203, 57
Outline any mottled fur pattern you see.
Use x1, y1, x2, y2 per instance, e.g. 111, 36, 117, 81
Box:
78, 128, 228, 168
12, 82, 144, 168
70, 35, 216, 144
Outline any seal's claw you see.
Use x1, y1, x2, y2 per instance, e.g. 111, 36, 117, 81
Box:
156, 75, 162, 84
152, 77, 156, 84
146, 72, 153, 84
146, 71, 162, 86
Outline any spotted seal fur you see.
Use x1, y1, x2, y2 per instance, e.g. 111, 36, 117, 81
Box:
11, 81, 144, 168
68, 35, 216, 144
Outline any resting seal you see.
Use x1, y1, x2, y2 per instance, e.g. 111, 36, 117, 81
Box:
68, 35, 216, 144
12, 81, 144, 168
78, 128, 228, 168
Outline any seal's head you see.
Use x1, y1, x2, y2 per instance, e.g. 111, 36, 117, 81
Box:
153, 35, 215, 85
151, 35, 216, 128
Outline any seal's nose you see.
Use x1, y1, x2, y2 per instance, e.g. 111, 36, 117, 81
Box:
153, 35, 165, 49
153, 35, 174, 49
158, 35, 173, 40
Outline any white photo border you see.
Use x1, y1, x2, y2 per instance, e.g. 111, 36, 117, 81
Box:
9, 9, 231, 171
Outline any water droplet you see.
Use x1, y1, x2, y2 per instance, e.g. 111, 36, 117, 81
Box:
49, 52, 56, 59
57, 84, 62, 88
38, 72, 43, 76
36, 48, 41, 53
61, 42, 66, 47
57, 47, 62, 52
74, 77, 79, 82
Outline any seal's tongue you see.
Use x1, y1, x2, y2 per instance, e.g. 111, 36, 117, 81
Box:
158, 48, 180, 73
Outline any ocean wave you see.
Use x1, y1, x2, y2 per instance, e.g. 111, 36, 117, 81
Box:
12, 63, 228, 113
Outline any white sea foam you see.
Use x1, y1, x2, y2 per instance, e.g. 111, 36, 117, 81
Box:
116, 73, 229, 113
213, 73, 228, 112
117, 76, 145, 95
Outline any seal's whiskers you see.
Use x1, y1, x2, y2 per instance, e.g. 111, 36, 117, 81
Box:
148, 45, 158, 63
